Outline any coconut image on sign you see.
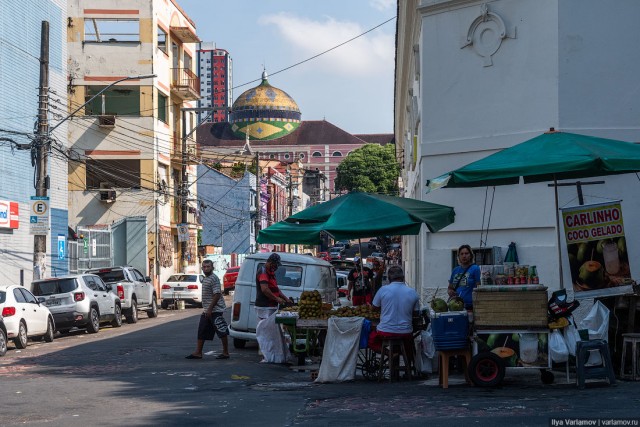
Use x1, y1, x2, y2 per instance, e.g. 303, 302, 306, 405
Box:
562, 202, 631, 293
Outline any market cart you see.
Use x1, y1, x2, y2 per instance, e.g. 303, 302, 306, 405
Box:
275, 315, 328, 366
468, 285, 553, 386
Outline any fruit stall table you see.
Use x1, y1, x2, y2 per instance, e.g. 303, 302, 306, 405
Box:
468, 285, 553, 386
275, 315, 328, 366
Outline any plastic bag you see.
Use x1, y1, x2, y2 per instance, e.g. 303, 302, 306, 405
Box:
549, 329, 569, 363
579, 301, 610, 365
563, 318, 581, 357
418, 325, 437, 373
579, 300, 610, 341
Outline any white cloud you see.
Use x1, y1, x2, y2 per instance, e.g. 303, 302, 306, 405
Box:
369, 0, 395, 11
259, 12, 394, 77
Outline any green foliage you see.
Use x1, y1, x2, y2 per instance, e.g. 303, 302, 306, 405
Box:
230, 162, 246, 178
212, 162, 222, 171
334, 144, 399, 194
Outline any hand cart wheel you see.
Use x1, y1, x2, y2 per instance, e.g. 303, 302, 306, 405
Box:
468, 352, 506, 387
540, 369, 555, 384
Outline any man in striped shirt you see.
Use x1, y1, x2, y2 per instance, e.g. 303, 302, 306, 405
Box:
186, 259, 230, 359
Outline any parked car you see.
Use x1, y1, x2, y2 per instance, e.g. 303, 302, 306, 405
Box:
229, 252, 337, 349
85, 266, 157, 324
367, 238, 378, 249
336, 240, 351, 249
330, 259, 356, 274
160, 274, 205, 309
223, 266, 240, 295
0, 316, 7, 356
316, 252, 331, 262
0, 285, 55, 348
31, 275, 122, 334
370, 252, 385, 260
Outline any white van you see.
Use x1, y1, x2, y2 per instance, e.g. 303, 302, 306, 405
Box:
229, 252, 337, 349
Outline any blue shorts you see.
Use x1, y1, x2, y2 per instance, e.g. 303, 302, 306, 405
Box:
197, 312, 229, 340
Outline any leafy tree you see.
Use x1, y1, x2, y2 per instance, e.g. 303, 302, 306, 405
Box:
334, 143, 399, 194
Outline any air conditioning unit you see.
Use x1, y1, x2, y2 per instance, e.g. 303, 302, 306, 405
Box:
98, 115, 116, 128
99, 182, 116, 203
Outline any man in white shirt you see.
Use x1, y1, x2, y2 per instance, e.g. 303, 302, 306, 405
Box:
369, 265, 420, 353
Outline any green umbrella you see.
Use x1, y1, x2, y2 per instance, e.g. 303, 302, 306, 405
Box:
427, 131, 640, 190
425, 130, 640, 288
257, 192, 455, 243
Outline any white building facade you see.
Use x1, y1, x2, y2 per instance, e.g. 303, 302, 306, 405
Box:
396, 0, 640, 299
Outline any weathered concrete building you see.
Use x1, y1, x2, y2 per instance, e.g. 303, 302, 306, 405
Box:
66, 0, 201, 289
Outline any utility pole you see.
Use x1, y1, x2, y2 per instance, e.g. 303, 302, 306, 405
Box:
180, 109, 189, 273
255, 151, 260, 253
33, 21, 49, 281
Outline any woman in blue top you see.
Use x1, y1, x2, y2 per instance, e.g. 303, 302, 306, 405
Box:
448, 244, 481, 309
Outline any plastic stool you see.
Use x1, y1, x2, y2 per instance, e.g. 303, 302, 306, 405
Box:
438, 348, 471, 389
575, 339, 616, 389
378, 337, 413, 381
620, 333, 640, 380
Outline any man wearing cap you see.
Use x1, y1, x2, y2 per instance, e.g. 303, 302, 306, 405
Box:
347, 256, 373, 306
255, 253, 293, 362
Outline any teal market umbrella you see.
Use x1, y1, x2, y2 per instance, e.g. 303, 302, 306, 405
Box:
257, 192, 455, 243
426, 130, 640, 288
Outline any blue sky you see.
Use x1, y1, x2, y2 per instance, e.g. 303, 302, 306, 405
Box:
177, 0, 396, 135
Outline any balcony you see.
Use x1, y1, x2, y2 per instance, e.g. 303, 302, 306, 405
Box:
171, 68, 200, 100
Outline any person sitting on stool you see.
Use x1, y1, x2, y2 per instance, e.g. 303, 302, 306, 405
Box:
368, 265, 420, 355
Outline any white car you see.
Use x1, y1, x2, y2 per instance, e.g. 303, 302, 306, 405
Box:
161, 274, 205, 309
0, 285, 55, 348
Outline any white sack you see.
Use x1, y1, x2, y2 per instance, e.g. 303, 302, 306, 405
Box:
256, 308, 290, 364
315, 317, 363, 383
419, 325, 437, 374
563, 318, 581, 357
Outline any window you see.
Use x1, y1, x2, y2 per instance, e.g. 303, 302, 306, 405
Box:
157, 27, 167, 53
299, 153, 305, 159
19, 288, 37, 304
158, 93, 168, 123
184, 53, 192, 71
132, 269, 145, 282
84, 276, 98, 291
312, 151, 322, 158
85, 85, 141, 116
258, 264, 304, 288
13, 288, 26, 303
84, 19, 140, 43
86, 159, 141, 189
332, 151, 342, 157
284, 153, 290, 160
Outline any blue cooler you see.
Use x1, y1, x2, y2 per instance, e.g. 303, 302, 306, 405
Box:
431, 311, 469, 350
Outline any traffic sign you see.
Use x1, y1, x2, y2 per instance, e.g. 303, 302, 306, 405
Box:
58, 235, 66, 260
29, 196, 49, 235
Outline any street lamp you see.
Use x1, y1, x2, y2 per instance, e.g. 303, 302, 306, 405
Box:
49, 73, 156, 132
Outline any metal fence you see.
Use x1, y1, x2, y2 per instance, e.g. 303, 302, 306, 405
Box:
68, 226, 113, 274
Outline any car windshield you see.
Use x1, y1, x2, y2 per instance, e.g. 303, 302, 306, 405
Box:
91, 269, 125, 283
166, 274, 195, 282
31, 278, 78, 296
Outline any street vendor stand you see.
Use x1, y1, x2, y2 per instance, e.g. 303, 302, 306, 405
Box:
469, 284, 553, 386
275, 314, 328, 366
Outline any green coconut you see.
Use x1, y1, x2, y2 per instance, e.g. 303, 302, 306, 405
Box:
448, 298, 464, 312
431, 298, 448, 313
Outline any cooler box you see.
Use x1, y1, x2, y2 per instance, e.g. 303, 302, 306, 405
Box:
430, 311, 469, 350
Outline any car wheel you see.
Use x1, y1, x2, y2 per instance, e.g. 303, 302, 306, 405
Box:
14, 321, 28, 349
161, 300, 169, 310
233, 338, 247, 349
43, 318, 55, 342
147, 297, 158, 318
126, 299, 138, 324
111, 304, 123, 328
0, 328, 7, 356
87, 307, 100, 334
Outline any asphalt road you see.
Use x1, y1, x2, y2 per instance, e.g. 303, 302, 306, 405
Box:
1, 302, 639, 426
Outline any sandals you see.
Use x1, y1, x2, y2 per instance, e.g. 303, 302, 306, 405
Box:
215, 354, 230, 359
185, 354, 203, 360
